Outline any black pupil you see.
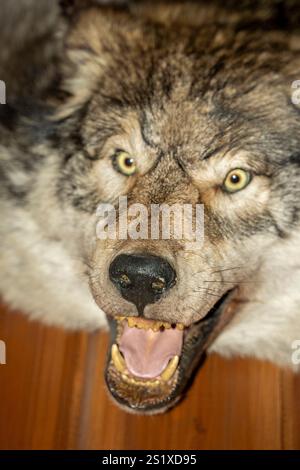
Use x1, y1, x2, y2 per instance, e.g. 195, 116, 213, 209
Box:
230, 173, 240, 184
124, 157, 133, 167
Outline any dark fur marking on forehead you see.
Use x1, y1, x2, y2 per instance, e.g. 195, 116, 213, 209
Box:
172, 149, 186, 173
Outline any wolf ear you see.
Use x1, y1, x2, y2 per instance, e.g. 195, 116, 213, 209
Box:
0, 0, 61, 105
0, 0, 123, 114
55, 1, 130, 119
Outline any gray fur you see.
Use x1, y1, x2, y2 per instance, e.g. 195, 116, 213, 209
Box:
0, 0, 300, 378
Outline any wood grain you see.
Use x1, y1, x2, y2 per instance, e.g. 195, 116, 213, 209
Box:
0, 303, 299, 450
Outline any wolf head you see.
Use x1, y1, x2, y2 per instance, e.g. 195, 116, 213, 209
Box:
2, 1, 300, 413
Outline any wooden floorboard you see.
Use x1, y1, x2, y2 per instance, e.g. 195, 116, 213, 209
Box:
0, 304, 299, 450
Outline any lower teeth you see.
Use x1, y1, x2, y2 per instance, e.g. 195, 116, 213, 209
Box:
111, 344, 179, 384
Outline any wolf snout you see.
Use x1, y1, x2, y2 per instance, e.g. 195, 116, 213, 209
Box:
109, 253, 176, 314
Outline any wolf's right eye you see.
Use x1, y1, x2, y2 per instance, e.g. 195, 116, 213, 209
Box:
112, 151, 137, 176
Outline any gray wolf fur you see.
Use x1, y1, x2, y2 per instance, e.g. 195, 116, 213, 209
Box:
0, 0, 300, 411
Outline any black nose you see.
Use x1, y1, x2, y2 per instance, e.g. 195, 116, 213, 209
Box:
109, 253, 176, 314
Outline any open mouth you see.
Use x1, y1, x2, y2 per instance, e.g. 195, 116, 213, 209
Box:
105, 289, 236, 414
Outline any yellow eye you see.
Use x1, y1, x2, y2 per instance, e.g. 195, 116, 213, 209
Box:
223, 168, 251, 193
113, 151, 137, 176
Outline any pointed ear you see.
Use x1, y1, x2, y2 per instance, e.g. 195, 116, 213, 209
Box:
0, 0, 61, 103
55, 3, 131, 119
59, 8, 108, 116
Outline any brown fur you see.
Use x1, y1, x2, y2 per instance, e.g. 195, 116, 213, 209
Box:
1, 0, 300, 413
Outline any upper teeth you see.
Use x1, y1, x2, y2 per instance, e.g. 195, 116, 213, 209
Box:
116, 316, 184, 332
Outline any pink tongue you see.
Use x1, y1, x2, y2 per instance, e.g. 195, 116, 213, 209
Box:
119, 323, 183, 379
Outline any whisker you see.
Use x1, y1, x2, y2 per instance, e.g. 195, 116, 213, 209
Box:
192, 290, 221, 298
203, 280, 259, 285
209, 266, 243, 274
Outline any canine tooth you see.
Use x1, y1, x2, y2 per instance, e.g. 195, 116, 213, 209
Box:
111, 344, 126, 373
161, 355, 179, 381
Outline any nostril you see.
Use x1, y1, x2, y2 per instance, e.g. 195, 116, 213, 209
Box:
151, 278, 167, 293
118, 273, 132, 288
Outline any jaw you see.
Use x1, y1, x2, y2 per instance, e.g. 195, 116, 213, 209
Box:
104, 289, 237, 414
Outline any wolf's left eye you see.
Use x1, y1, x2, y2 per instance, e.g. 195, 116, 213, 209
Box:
223, 168, 251, 193
112, 151, 137, 176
